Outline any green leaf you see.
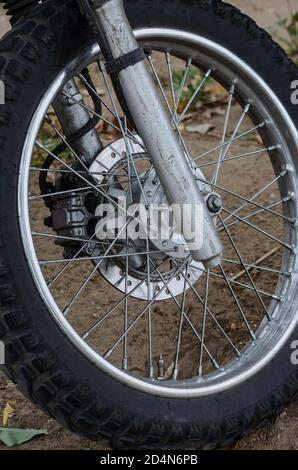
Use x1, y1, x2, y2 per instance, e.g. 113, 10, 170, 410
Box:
0, 427, 48, 447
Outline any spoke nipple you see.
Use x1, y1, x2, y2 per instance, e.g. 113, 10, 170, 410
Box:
251, 331, 257, 341
122, 358, 128, 371
173, 367, 179, 380
157, 354, 165, 379
148, 365, 154, 379
105, 349, 113, 359
244, 103, 251, 113
198, 366, 203, 378
282, 164, 294, 175
286, 191, 295, 201
229, 84, 236, 94
279, 294, 285, 304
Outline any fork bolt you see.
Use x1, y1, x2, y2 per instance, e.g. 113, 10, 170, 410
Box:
207, 195, 223, 214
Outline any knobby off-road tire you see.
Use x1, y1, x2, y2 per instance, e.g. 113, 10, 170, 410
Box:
0, 0, 298, 449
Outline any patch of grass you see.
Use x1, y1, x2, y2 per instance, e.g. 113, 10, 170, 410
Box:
31, 126, 72, 168
172, 67, 215, 113
274, 0, 298, 65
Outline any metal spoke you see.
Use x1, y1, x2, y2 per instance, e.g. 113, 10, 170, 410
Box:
33, 231, 110, 248
29, 181, 133, 201
220, 197, 291, 232
222, 257, 289, 277
222, 207, 292, 250
122, 230, 129, 371
45, 115, 90, 174
172, 263, 189, 380
146, 234, 154, 377
198, 270, 210, 377
219, 214, 271, 319
166, 52, 177, 114
192, 122, 266, 163
39, 248, 173, 266
78, 72, 146, 152
99, 61, 149, 205
213, 103, 250, 171
225, 278, 280, 300
195, 173, 294, 225
82, 258, 170, 340
171, 260, 241, 357
212, 84, 235, 186
219, 169, 289, 227
61, 90, 142, 149
32, 231, 142, 251
46, 231, 99, 288
177, 69, 212, 125
198, 146, 275, 170
36, 141, 151, 235
149, 260, 220, 371
30, 167, 129, 177
63, 219, 131, 316
104, 257, 191, 360
173, 57, 192, 118
219, 264, 256, 340
190, 263, 279, 300
147, 54, 193, 163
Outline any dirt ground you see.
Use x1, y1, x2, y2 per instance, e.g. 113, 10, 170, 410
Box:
1, 0, 298, 452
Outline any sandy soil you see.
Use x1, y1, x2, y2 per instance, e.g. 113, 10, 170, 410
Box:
0, 0, 298, 452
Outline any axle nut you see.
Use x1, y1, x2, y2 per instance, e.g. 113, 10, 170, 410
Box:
207, 195, 223, 214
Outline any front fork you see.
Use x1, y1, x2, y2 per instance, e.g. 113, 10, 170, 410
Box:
57, 0, 223, 268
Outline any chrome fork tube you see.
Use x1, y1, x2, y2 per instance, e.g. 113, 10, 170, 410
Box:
91, 0, 223, 267
53, 79, 103, 165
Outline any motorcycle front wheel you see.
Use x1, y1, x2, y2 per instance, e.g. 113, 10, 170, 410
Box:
0, 0, 298, 449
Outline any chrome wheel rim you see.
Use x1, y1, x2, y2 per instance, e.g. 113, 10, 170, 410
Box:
19, 28, 298, 398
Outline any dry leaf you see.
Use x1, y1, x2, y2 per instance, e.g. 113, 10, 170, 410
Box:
164, 362, 175, 380
202, 109, 212, 119
202, 106, 226, 119
186, 123, 214, 135
3, 401, 14, 427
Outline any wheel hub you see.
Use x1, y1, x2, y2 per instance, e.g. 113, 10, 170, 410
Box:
86, 137, 221, 301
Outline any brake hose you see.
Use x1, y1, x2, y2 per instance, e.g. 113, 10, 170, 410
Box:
39, 68, 103, 207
